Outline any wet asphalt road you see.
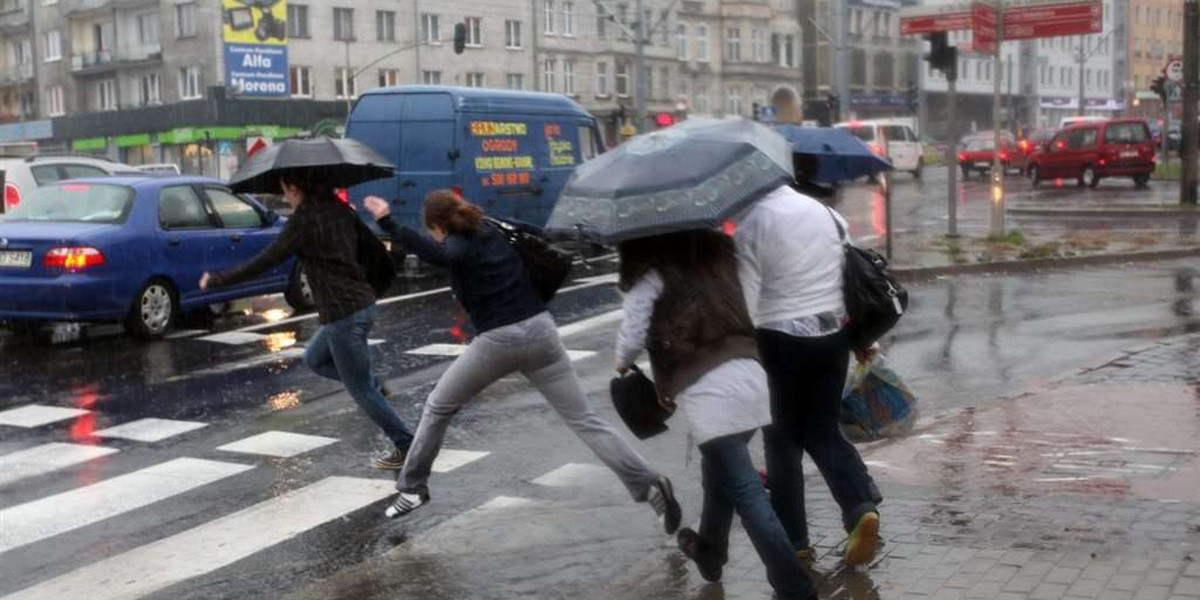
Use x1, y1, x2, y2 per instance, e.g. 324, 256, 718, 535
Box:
2, 176, 1198, 600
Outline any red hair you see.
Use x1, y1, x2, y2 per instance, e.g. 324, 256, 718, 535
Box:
423, 189, 485, 235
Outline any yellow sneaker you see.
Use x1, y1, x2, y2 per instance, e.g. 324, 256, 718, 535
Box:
844, 511, 880, 567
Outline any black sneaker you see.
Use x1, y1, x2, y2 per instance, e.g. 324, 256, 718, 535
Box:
648, 476, 682, 535
371, 446, 406, 470
677, 528, 723, 582
384, 491, 428, 519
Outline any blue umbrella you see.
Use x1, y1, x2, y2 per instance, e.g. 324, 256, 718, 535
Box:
774, 125, 892, 184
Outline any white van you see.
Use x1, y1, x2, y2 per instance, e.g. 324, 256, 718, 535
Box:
834, 119, 925, 177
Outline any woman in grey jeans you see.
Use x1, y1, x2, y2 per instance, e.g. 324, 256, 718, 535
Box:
363, 190, 680, 532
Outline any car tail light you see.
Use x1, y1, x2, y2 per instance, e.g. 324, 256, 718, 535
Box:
1019, 140, 1030, 152
869, 143, 886, 156
4, 182, 19, 209
999, 151, 1010, 161
721, 220, 737, 237
958, 153, 967, 162
335, 188, 349, 204
44, 247, 106, 271
1099, 158, 1107, 166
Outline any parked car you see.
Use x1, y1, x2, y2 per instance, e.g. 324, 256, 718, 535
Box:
1025, 118, 1156, 189
957, 132, 1018, 178
0, 155, 138, 214
135, 163, 183, 175
834, 119, 926, 178
345, 85, 606, 230
0, 176, 313, 340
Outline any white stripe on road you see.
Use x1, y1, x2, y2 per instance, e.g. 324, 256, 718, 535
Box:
432, 449, 490, 473
94, 418, 208, 443
0, 405, 90, 428
0, 477, 394, 600
0, 457, 253, 555
531, 463, 616, 488
197, 331, 268, 345
556, 309, 623, 338
216, 431, 339, 458
0, 443, 119, 488
407, 343, 594, 362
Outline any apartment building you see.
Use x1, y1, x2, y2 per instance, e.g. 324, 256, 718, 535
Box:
1125, 0, 1182, 119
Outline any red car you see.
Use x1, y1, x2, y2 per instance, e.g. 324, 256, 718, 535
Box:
957, 132, 1017, 179
1025, 119, 1156, 189
1017, 129, 1057, 171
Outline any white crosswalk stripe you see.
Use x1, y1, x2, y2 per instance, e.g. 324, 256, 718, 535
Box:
0, 405, 90, 428
217, 431, 339, 458
531, 462, 616, 488
432, 449, 490, 473
0, 477, 394, 600
408, 343, 596, 362
94, 418, 208, 442
0, 457, 253, 554
0, 443, 119, 488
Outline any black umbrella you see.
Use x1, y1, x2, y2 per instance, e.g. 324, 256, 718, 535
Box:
227, 136, 395, 195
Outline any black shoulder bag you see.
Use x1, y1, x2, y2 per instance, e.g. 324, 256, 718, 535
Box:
484, 217, 574, 303
825, 207, 908, 351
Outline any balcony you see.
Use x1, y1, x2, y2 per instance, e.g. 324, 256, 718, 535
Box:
117, 42, 162, 63
71, 50, 115, 75
0, 5, 29, 33
61, 0, 111, 16
0, 63, 33, 86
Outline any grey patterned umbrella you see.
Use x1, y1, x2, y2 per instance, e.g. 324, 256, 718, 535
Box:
544, 118, 794, 244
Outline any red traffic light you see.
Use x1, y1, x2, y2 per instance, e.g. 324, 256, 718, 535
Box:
655, 113, 675, 127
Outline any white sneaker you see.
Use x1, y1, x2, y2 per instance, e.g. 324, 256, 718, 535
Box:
384, 492, 428, 519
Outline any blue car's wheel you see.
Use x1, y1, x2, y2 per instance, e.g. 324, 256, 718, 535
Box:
128, 280, 176, 340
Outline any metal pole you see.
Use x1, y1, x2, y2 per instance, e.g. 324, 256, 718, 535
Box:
1182, 0, 1199, 205
344, 41, 352, 117
1007, 52, 1013, 132
947, 74, 959, 237
836, 0, 850, 120
884, 171, 894, 260
1077, 41, 1087, 117
413, 0, 421, 81
991, 0, 1005, 237
635, 0, 648, 132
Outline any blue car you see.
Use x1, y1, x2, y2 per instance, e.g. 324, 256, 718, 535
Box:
0, 176, 313, 340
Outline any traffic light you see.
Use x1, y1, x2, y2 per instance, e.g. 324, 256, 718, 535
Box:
453, 22, 467, 54
924, 32, 958, 80
905, 80, 919, 113
1150, 75, 1168, 104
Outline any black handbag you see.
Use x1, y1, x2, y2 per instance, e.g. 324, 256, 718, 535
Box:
353, 215, 397, 297
609, 365, 674, 440
484, 217, 574, 303
825, 207, 908, 351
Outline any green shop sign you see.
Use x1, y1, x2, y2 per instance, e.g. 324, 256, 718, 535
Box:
72, 137, 107, 151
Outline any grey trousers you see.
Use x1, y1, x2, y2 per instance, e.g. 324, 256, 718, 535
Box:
396, 312, 661, 501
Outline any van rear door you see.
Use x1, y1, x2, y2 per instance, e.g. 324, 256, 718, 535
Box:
396, 92, 457, 224
346, 93, 405, 224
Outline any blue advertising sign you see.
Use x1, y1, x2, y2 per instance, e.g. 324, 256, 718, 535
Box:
225, 43, 288, 96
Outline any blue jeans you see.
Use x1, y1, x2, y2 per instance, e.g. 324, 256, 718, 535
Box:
305, 305, 413, 449
759, 328, 881, 548
698, 431, 815, 600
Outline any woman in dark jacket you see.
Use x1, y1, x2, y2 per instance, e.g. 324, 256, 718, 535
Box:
363, 190, 680, 531
614, 230, 816, 600
200, 168, 414, 470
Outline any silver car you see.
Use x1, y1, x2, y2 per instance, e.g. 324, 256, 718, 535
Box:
1, 155, 138, 214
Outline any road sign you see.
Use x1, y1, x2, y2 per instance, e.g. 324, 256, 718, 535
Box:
1003, 0, 1102, 40
900, 3, 973, 34
1168, 80, 1183, 102
973, 2, 997, 55
1165, 57, 1183, 83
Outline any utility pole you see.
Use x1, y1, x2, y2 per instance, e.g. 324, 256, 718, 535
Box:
1077, 42, 1087, 117
990, 0, 1005, 238
1007, 52, 1013, 132
635, 0, 648, 132
1182, 0, 1198, 205
948, 72, 958, 236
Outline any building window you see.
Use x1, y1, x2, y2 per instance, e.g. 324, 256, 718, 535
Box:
616, 61, 630, 96
421, 14, 440, 43
617, 3, 629, 41
644, 66, 653, 99
659, 10, 669, 45
379, 69, 398, 88
175, 2, 196, 38
335, 67, 356, 98
179, 66, 201, 99
43, 30, 61, 62
696, 24, 709, 61
288, 4, 310, 38
695, 85, 710, 114
725, 28, 741, 61
659, 66, 670, 100
465, 17, 482, 46
334, 8, 354, 41
97, 79, 117, 111
46, 85, 63, 116
751, 28, 766, 63
676, 24, 688, 59
783, 34, 796, 67
544, 0, 555, 34
727, 87, 741, 116
595, 61, 609, 96
543, 58, 557, 92
881, 12, 891, 38
563, 59, 576, 95
562, 1, 574, 36
423, 70, 442, 85
507, 73, 525, 90
138, 73, 160, 106
596, 8, 607, 39
376, 10, 395, 42
137, 12, 158, 45
465, 72, 485, 88
290, 65, 312, 97
506, 19, 523, 49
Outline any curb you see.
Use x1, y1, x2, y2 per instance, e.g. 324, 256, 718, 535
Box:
1007, 207, 1200, 218
892, 246, 1200, 282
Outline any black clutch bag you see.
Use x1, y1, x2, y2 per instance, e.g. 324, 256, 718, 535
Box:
610, 365, 674, 440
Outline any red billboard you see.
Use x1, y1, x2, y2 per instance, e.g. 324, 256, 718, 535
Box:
899, 8, 973, 35
1003, 1, 1103, 40
972, 2, 997, 54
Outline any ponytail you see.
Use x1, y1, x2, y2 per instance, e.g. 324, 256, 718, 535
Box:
423, 189, 485, 236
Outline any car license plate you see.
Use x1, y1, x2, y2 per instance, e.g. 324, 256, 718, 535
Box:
0, 250, 32, 269
1120, 150, 1138, 158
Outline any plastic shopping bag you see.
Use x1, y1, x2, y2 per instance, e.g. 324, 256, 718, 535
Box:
840, 353, 919, 442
